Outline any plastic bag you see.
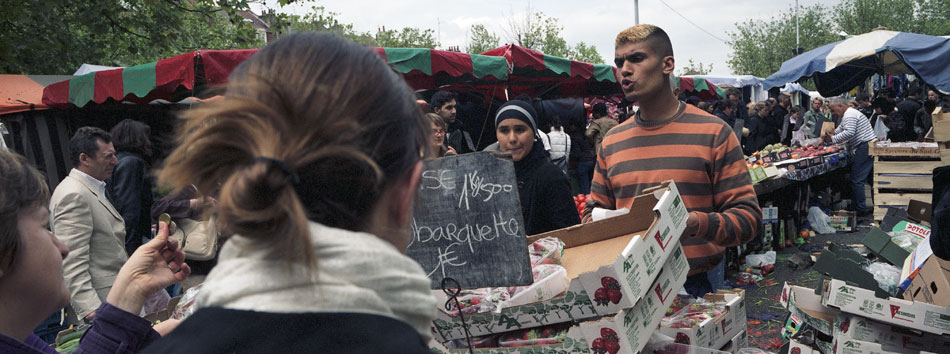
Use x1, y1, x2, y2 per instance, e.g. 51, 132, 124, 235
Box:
888, 230, 925, 252
142, 288, 171, 315
737, 349, 776, 354
873, 116, 890, 140
171, 284, 202, 320
528, 237, 565, 267
745, 251, 776, 268
660, 298, 726, 329
864, 262, 902, 296
807, 207, 836, 235
503, 264, 569, 308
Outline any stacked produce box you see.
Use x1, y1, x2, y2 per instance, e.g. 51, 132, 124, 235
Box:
431, 181, 691, 354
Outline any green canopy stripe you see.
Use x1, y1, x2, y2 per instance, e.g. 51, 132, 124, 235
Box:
542, 54, 571, 76
123, 61, 157, 98
593, 64, 617, 82
384, 48, 432, 75
68, 72, 95, 106
471, 55, 509, 79
694, 78, 710, 91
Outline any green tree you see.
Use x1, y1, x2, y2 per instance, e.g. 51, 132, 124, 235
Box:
0, 0, 263, 74
370, 27, 439, 48
678, 59, 714, 76
503, 10, 604, 63
726, 3, 838, 78
272, 6, 437, 49
834, 0, 919, 34
466, 24, 501, 54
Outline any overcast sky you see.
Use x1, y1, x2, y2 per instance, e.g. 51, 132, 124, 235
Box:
256, 0, 840, 76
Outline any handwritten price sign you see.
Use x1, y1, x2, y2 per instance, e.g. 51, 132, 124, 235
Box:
406, 152, 533, 289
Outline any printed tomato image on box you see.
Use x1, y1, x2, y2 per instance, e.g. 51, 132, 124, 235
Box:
822, 279, 950, 336
578, 244, 689, 354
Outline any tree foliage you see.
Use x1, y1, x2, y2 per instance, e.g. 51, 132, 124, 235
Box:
679, 59, 714, 76
491, 10, 605, 63
466, 24, 501, 54
0, 0, 264, 74
271, 5, 438, 48
727, 0, 950, 77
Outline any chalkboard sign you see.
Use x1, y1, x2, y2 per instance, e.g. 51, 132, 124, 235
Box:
407, 152, 533, 289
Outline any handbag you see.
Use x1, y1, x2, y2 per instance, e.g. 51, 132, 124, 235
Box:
169, 215, 219, 261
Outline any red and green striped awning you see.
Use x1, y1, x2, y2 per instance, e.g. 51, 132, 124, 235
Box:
42, 48, 509, 108
675, 76, 728, 100
480, 44, 621, 98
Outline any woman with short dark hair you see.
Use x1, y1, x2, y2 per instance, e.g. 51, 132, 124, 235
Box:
109, 119, 154, 255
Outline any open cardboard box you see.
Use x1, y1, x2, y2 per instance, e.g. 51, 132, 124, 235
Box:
432, 181, 688, 341
862, 227, 911, 266
822, 279, 950, 336
780, 283, 838, 354
439, 326, 591, 354
903, 255, 950, 307
834, 313, 950, 353
814, 246, 892, 298
657, 289, 747, 350
788, 338, 822, 354
578, 243, 689, 354
717, 329, 748, 354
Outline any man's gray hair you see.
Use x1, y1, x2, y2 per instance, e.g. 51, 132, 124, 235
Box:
831, 97, 850, 107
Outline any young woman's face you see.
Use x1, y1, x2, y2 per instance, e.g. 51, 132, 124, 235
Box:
496, 119, 535, 162
2, 206, 70, 315
431, 122, 445, 147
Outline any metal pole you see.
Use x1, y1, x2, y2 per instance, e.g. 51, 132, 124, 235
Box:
795, 0, 800, 51
635, 0, 639, 25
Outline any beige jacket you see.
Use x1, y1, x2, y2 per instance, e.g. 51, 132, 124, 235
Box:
50, 169, 128, 320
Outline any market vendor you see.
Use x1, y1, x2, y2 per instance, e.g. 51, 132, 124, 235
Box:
495, 100, 580, 236
822, 97, 876, 217
587, 24, 761, 297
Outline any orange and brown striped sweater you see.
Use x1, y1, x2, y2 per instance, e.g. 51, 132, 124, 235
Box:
587, 103, 761, 276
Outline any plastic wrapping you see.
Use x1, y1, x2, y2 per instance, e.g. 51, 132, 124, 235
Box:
888, 230, 925, 252
863, 262, 902, 296
142, 288, 171, 315
498, 323, 571, 347
807, 207, 836, 235
660, 298, 726, 329
744, 251, 776, 268
171, 284, 202, 320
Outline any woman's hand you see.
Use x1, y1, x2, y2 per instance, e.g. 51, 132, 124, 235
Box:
106, 221, 191, 315
152, 318, 183, 336
445, 146, 457, 155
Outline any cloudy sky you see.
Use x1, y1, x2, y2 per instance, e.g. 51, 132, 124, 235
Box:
256, 0, 839, 76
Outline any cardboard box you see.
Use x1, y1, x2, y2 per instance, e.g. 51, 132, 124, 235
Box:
905, 200, 932, 225
642, 341, 730, 354
781, 283, 840, 338
862, 227, 911, 266
578, 244, 689, 354
831, 335, 938, 354
814, 246, 893, 298
657, 289, 747, 350
717, 327, 748, 354
829, 211, 856, 232
900, 234, 934, 291
788, 338, 822, 354
143, 296, 181, 324
929, 108, 949, 142
432, 182, 689, 341
821, 279, 950, 336
834, 313, 950, 353
440, 326, 591, 354
903, 256, 950, 307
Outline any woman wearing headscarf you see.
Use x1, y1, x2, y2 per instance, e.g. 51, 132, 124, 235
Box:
495, 100, 580, 236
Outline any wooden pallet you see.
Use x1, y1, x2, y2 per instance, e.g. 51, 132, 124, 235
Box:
871, 143, 938, 222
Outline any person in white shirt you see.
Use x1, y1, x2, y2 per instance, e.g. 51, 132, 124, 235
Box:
546, 116, 571, 175
823, 97, 876, 217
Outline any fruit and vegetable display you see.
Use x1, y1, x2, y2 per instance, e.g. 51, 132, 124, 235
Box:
444, 237, 567, 316
497, 323, 572, 347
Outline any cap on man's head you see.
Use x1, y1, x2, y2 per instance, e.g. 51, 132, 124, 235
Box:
592, 103, 608, 117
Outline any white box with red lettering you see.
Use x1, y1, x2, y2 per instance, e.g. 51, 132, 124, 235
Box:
833, 313, 950, 353
431, 181, 689, 341
821, 279, 950, 336
657, 289, 747, 350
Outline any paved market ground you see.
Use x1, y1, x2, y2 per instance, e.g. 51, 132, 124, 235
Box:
724, 219, 873, 352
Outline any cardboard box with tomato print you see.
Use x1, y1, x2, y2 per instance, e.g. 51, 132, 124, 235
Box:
657, 289, 747, 351
833, 313, 950, 353
431, 181, 689, 342
579, 243, 689, 354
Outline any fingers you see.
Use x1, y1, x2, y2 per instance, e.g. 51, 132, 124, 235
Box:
176, 263, 192, 282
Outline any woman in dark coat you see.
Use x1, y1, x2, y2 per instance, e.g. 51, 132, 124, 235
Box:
108, 119, 154, 255
495, 100, 581, 236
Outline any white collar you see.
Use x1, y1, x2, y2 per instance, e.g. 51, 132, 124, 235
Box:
73, 168, 107, 195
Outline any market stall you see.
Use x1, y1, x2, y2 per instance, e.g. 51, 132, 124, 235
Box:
480, 44, 621, 99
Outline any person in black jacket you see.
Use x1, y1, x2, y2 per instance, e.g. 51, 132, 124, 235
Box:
142, 32, 439, 354
495, 100, 581, 236
108, 119, 154, 256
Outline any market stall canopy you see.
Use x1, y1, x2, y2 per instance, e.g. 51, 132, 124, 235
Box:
685, 75, 763, 88
480, 44, 621, 98
42, 48, 509, 108
675, 76, 727, 100
762, 30, 950, 97
0, 75, 73, 115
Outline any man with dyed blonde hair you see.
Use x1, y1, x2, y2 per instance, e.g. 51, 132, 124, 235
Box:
587, 24, 761, 297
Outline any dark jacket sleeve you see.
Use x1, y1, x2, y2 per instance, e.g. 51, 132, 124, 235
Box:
74, 302, 160, 354
540, 164, 582, 233
151, 186, 197, 220
110, 155, 148, 255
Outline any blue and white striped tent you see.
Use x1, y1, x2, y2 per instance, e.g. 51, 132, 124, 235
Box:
762, 30, 950, 96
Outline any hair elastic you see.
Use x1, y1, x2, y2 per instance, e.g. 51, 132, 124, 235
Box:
252, 156, 300, 186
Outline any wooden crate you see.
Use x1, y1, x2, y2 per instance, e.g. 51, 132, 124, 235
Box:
871, 143, 937, 222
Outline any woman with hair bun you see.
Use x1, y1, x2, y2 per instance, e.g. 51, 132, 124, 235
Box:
142, 32, 436, 353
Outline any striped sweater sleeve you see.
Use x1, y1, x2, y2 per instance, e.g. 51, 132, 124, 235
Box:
690, 126, 762, 246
